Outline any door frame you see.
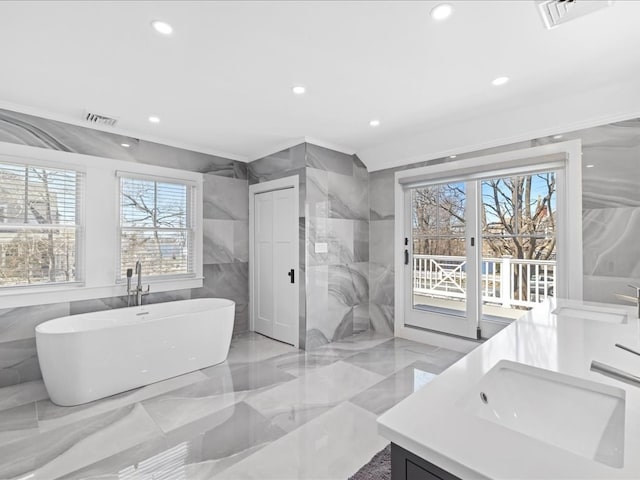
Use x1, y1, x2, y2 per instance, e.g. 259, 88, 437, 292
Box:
249, 175, 300, 348
394, 140, 583, 344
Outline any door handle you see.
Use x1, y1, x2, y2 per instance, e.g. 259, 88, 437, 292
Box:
404, 249, 409, 265
287, 269, 295, 284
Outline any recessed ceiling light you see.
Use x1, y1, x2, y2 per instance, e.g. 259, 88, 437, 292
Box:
449, 155, 457, 158
292, 86, 306, 95
121, 143, 130, 148
553, 134, 563, 139
430, 3, 454, 21
369, 119, 380, 127
148, 116, 160, 124
151, 20, 173, 35
586, 164, 595, 168
491, 76, 510, 86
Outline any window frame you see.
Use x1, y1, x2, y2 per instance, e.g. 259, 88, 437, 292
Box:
393, 140, 582, 347
404, 167, 563, 339
0, 155, 85, 290
116, 171, 198, 283
0, 142, 203, 309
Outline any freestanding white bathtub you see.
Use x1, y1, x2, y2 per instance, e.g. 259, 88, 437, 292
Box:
35, 298, 235, 406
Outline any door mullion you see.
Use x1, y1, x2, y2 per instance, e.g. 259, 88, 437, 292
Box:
468, 180, 483, 339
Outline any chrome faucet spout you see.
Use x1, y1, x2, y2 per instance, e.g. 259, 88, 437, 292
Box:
591, 360, 640, 389
129, 261, 149, 306
136, 261, 142, 289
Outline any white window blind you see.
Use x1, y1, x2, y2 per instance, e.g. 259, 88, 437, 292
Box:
118, 174, 195, 279
0, 161, 82, 287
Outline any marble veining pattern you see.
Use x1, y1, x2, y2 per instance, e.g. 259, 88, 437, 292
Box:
0, 304, 69, 388
203, 175, 249, 221
248, 144, 308, 348
0, 380, 48, 411
354, 219, 370, 262
369, 170, 395, 221
193, 263, 248, 305
0, 304, 70, 343
250, 141, 369, 348
369, 303, 395, 335
0, 338, 41, 388
0, 401, 38, 447
36, 371, 208, 433
0, 403, 162, 480
349, 360, 436, 415
366, 118, 640, 315
305, 143, 354, 176
0, 331, 467, 479
215, 402, 386, 480
306, 167, 329, 218
0, 109, 247, 178
248, 144, 305, 185
370, 263, 395, 306
583, 207, 640, 278
328, 171, 369, 220
0, 108, 251, 388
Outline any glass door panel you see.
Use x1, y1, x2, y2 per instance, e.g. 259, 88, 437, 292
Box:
412, 237, 467, 317
406, 182, 478, 338
480, 172, 557, 321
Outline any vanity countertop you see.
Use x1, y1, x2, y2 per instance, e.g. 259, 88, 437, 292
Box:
377, 299, 640, 479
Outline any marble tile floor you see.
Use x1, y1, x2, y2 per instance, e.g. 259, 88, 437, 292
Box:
0, 331, 467, 480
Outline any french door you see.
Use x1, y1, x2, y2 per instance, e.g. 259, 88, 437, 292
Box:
404, 169, 558, 339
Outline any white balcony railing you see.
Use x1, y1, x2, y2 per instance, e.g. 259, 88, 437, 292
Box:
413, 255, 556, 309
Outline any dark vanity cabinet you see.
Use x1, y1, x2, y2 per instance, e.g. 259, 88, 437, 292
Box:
391, 443, 462, 480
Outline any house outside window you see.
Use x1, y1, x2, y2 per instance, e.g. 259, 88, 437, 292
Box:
0, 161, 82, 287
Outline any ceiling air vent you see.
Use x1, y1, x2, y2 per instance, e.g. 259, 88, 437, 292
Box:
84, 111, 118, 127
537, 0, 615, 30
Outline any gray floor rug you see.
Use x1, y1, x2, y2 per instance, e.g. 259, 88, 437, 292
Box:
349, 444, 391, 480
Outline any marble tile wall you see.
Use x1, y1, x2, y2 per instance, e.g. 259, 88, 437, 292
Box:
248, 144, 307, 348
248, 143, 370, 349
305, 144, 370, 348
579, 119, 640, 303
368, 170, 395, 336
0, 108, 249, 387
367, 117, 640, 330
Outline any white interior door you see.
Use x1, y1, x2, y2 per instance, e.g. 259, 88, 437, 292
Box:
254, 187, 297, 345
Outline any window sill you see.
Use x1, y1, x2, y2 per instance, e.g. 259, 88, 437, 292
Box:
0, 277, 204, 309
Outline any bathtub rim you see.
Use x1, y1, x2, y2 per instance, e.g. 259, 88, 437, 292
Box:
35, 297, 235, 335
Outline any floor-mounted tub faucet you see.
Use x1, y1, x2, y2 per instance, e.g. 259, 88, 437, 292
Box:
631, 284, 640, 318
127, 261, 150, 306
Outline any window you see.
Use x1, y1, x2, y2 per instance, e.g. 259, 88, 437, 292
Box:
0, 142, 203, 308
0, 161, 82, 287
118, 174, 195, 280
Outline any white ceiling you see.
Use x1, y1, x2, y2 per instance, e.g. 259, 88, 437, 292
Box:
1, 1, 640, 171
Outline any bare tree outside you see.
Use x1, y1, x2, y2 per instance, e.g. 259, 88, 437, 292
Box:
411, 171, 557, 309
412, 183, 466, 257
119, 177, 192, 278
481, 173, 556, 302
0, 164, 77, 287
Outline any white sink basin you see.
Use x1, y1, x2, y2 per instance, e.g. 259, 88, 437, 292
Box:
552, 304, 628, 324
458, 360, 626, 468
